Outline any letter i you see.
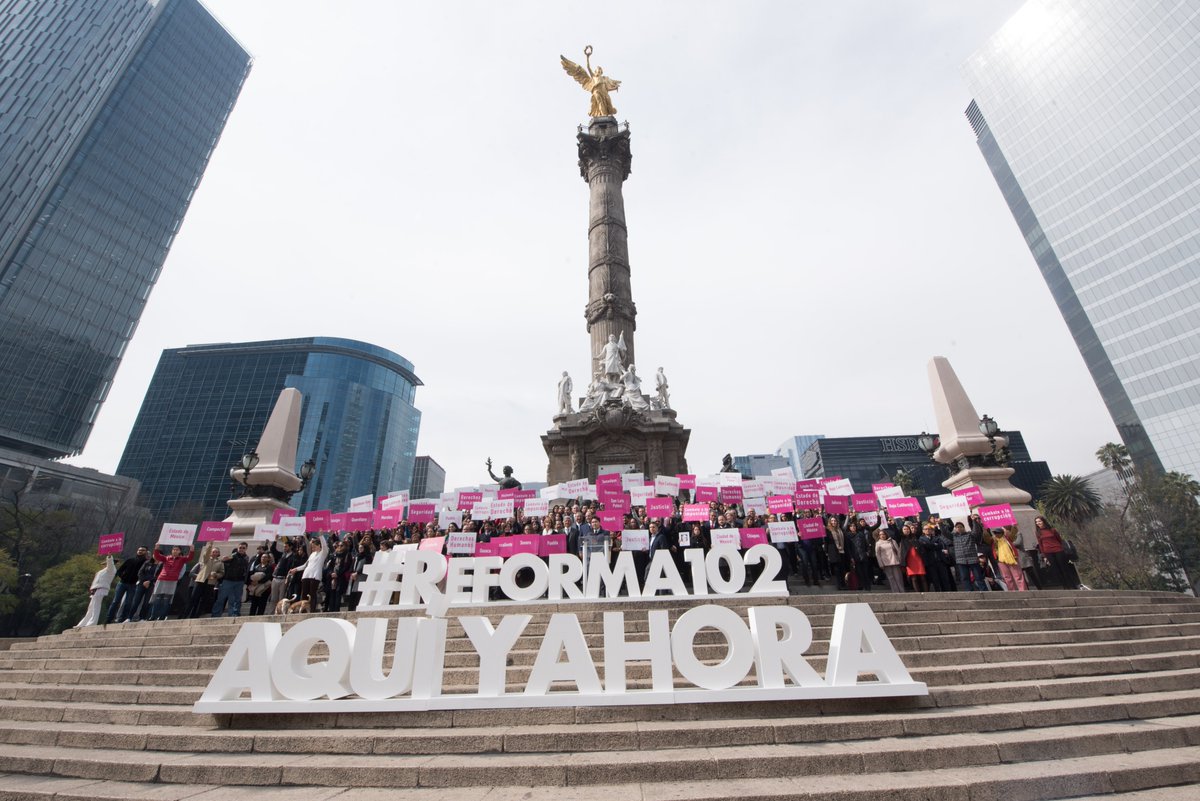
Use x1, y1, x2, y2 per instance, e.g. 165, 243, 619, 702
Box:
410, 617, 448, 699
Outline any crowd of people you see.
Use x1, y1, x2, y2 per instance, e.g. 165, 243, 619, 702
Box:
84, 500, 1080, 624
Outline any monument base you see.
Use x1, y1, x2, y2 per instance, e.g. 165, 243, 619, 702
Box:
223, 497, 294, 537
542, 402, 689, 483
941, 465, 1038, 549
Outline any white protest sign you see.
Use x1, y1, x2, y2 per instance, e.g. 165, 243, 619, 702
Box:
280, 517, 307, 539
875, 486, 905, 503
254, 524, 280, 541
438, 510, 464, 530
381, 495, 407, 511
744, 497, 768, 515
440, 491, 459, 509
768, 521, 798, 543
387, 489, 410, 503
470, 501, 491, 520
157, 523, 197, 547
767, 476, 795, 496
349, 494, 374, 512
929, 494, 969, 520
540, 484, 562, 500
621, 529, 650, 551
771, 467, 794, 478
481, 487, 498, 501
489, 499, 515, 520
719, 472, 743, 487
711, 529, 740, 548
742, 480, 765, 498
564, 478, 589, 497
447, 531, 477, 555
630, 485, 655, 506
655, 475, 680, 496
523, 499, 550, 517
824, 478, 853, 496
621, 473, 645, 491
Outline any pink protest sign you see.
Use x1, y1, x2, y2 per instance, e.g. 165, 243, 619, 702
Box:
676, 474, 697, 490
418, 536, 445, 553
798, 518, 826, 540
511, 534, 540, 555
796, 479, 820, 491
493, 536, 515, 558
598, 509, 624, 531
98, 532, 124, 555
645, 497, 674, 519
719, 485, 744, 504
824, 495, 850, 514
329, 513, 348, 531
682, 503, 709, 522
345, 512, 374, 532
474, 540, 500, 558
457, 491, 483, 511
885, 497, 922, 517
408, 502, 436, 524
197, 522, 233, 542
271, 508, 298, 524
373, 509, 402, 529
794, 489, 821, 510
539, 533, 567, 557
872, 483, 895, 492
767, 495, 795, 515
304, 510, 331, 533
604, 493, 632, 513
596, 473, 622, 495
739, 528, 768, 548
953, 486, 986, 507
979, 503, 1017, 528
695, 486, 718, 503
851, 493, 878, 513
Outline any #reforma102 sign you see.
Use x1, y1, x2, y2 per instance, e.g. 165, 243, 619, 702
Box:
194, 547, 927, 714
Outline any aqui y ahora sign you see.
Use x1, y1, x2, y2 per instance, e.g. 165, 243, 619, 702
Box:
195, 551, 927, 713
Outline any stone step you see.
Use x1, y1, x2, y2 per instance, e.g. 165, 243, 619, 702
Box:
2, 689, 1198, 756
0, 717, 1197, 789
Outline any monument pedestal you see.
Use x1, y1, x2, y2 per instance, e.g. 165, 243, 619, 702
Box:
542, 403, 689, 483
223, 388, 305, 537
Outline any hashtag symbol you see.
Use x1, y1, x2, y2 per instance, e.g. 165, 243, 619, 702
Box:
357, 550, 405, 610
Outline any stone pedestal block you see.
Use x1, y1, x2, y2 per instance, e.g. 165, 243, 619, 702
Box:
542, 404, 689, 483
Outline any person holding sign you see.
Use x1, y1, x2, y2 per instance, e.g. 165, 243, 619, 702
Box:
875, 529, 904, 593
148, 545, 194, 621
993, 526, 1027, 591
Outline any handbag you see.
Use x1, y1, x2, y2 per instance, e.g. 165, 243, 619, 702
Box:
1063, 539, 1079, 562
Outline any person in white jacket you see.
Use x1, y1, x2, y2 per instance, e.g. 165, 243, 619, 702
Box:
290, 533, 328, 612
75, 555, 117, 627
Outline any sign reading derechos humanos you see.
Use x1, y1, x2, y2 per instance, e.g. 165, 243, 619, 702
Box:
195, 546, 925, 715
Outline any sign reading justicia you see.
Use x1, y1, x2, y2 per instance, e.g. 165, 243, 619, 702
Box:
194, 546, 927, 714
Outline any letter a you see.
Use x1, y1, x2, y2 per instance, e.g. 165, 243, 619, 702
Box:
825, 603, 918, 687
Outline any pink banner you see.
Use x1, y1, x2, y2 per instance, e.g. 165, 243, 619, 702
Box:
329, 513, 348, 531
719, 485, 744, 504
408, 502, 436, 524
953, 486, 986, 507
497, 488, 518, 499
604, 493, 631, 513
851, 493, 878, 513
796, 479, 820, 491
512, 489, 537, 508
457, 491, 483, 511
598, 509, 624, 531
539, 533, 567, 557
98, 532, 124, 555
885, 497, 922, 517
596, 473, 622, 495
645, 497, 674, 519
418, 536, 445, 553
798, 518, 826, 540
474, 540, 500, 558
675, 474, 697, 490
493, 536, 515, 559
794, 489, 821, 510
304, 510, 331, 532
511, 534, 540, 555
197, 522, 233, 542
979, 503, 1016, 528
739, 528, 767, 548
695, 486, 718, 503
767, 495, 795, 515
824, 495, 850, 514
271, 508, 298, 524
345, 512, 374, 532
373, 509, 402, 529
682, 503, 709, 522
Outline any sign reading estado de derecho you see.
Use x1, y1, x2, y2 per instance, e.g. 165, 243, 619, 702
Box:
195, 546, 927, 713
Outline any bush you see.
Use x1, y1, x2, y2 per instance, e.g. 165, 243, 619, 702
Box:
32, 554, 103, 635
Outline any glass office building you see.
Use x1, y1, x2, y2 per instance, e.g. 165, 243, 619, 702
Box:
117, 338, 423, 520
0, 0, 250, 458
409, 456, 446, 501
964, 0, 1200, 480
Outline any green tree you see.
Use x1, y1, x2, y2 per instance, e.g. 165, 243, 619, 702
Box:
32, 554, 102, 635
1040, 474, 1103, 526
1095, 442, 1132, 475
1129, 470, 1200, 594
0, 548, 18, 616
891, 468, 916, 496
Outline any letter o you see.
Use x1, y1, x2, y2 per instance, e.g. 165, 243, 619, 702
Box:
705, 545, 745, 594
499, 553, 549, 601
670, 605, 755, 690
269, 618, 356, 701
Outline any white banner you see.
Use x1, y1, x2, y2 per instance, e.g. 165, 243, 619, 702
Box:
471, 501, 491, 520
489, 499, 515, 520
157, 523, 196, 547
742, 480, 765, 498
744, 497, 768, 515
621, 473, 645, 491
654, 475, 680, 496
771, 467, 794, 478
381, 495, 407, 511
254, 524, 280, 541
711, 529, 740, 548
768, 521, 798, 543
719, 472, 743, 487
349, 494, 374, 512
438, 510, 464, 530
630, 485, 655, 505
279, 517, 307, 539
523, 499, 550, 517
823, 478, 853, 496
540, 484, 562, 500
621, 529, 649, 551
564, 478, 589, 497
447, 531, 477, 555
930, 494, 970, 520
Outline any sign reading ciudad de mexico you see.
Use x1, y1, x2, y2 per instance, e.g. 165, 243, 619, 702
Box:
195, 545, 927, 714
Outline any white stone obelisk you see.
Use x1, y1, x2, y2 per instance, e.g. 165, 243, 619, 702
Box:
223, 388, 304, 536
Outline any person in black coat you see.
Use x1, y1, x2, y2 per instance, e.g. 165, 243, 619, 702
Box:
106, 546, 148, 623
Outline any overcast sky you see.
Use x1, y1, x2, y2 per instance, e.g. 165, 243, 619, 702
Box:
66, 0, 1122, 491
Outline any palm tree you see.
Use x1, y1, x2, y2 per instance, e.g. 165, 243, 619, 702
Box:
1040, 474, 1103, 526
1096, 442, 1132, 486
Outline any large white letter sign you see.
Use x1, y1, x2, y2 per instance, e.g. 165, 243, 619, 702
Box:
825, 603, 917, 687
194, 603, 926, 714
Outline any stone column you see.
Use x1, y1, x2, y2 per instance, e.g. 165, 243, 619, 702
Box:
578, 116, 637, 376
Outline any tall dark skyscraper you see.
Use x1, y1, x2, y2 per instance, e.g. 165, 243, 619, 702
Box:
964, 0, 1200, 480
0, 0, 251, 458
117, 338, 424, 520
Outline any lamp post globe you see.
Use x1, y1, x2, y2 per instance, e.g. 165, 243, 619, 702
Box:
917, 432, 936, 455
979, 415, 1000, 440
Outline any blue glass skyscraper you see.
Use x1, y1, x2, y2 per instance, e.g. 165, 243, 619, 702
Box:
0, 0, 250, 458
965, 0, 1200, 479
117, 338, 424, 520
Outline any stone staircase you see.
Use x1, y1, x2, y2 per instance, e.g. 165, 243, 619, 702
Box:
0, 590, 1198, 800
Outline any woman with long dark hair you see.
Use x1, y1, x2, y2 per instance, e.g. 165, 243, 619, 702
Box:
1035, 516, 1077, 589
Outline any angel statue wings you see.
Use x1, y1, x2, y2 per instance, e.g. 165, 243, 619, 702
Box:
560, 46, 621, 117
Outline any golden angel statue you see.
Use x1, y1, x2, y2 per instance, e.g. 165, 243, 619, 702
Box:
560, 46, 621, 117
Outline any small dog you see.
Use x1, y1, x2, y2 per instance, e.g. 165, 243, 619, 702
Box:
274, 596, 311, 615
